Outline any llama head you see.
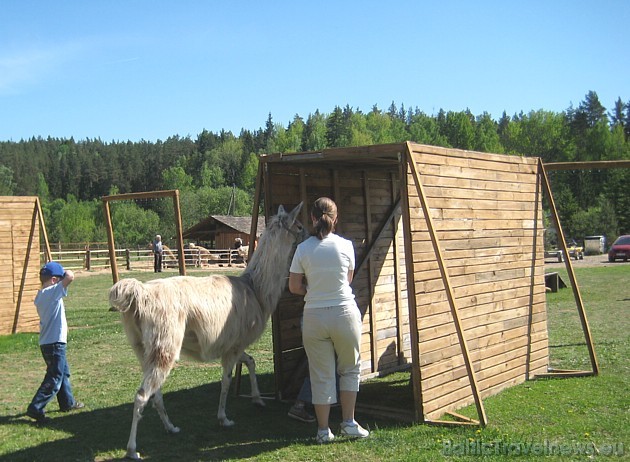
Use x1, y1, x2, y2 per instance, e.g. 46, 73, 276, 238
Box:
276, 202, 304, 240
251, 202, 306, 264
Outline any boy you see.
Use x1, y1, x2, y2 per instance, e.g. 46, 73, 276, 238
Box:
26, 261, 84, 423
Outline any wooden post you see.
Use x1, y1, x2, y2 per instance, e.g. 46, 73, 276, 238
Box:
36, 197, 52, 262
399, 147, 424, 422
172, 190, 186, 276
249, 160, 264, 256
362, 171, 378, 373
102, 199, 119, 284
390, 171, 404, 364
86, 249, 91, 270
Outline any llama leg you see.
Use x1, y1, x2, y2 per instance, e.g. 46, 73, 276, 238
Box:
126, 366, 172, 460
240, 351, 265, 407
152, 389, 180, 434
217, 355, 238, 427
126, 386, 150, 460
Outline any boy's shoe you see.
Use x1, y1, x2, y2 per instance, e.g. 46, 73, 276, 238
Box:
339, 421, 370, 438
288, 404, 316, 423
316, 428, 335, 444
61, 401, 85, 412
26, 409, 49, 424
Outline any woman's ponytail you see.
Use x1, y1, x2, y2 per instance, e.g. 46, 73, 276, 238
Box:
311, 197, 338, 240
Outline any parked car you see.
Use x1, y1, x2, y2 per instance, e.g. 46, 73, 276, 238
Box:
608, 235, 630, 262
565, 239, 584, 260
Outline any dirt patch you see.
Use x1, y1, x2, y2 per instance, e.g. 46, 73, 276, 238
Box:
545, 253, 615, 269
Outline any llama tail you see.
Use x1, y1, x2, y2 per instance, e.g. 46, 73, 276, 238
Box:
109, 278, 145, 313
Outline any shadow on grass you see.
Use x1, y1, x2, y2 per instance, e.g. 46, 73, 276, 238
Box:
0, 374, 408, 462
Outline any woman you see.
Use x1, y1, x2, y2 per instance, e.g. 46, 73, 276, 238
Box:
288, 197, 369, 443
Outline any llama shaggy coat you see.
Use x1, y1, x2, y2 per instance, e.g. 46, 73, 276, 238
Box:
108, 203, 304, 460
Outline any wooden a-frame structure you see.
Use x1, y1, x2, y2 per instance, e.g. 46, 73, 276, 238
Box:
0, 196, 52, 335
245, 142, 627, 426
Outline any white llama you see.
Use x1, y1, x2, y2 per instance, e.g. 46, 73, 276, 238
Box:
108, 203, 304, 460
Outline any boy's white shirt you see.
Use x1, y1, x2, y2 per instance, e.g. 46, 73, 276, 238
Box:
35, 282, 68, 345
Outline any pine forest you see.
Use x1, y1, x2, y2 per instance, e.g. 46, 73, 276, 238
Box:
0, 91, 629, 249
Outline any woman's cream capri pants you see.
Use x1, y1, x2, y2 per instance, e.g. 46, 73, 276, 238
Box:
302, 303, 362, 405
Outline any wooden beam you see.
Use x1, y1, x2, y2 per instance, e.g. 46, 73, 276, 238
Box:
249, 160, 264, 255
399, 148, 424, 423
362, 172, 378, 373
172, 190, 186, 276
353, 197, 401, 277
543, 160, 630, 171
101, 189, 181, 201
535, 371, 595, 378
36, 197, 52, 262
102, 200, 118, 284
391, 171, 405, 365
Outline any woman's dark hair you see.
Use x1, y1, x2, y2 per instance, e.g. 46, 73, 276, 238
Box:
311, 197, 337, 240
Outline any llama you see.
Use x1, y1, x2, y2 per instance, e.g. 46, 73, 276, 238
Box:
188, 242, 217, 267
109, 203, 304, 460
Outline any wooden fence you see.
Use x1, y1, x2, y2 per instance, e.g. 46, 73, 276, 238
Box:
40, 247, 247, 271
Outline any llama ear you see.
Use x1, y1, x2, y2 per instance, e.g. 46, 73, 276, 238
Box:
287, 202, 303, 223
277, 204, 286, 215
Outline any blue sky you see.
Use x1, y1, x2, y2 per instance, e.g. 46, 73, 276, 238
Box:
1, 1, 628, 143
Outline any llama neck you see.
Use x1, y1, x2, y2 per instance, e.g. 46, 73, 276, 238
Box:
242, 233, 294, 317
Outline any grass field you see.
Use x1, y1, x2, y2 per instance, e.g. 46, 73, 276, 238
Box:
1, 264, 628, 461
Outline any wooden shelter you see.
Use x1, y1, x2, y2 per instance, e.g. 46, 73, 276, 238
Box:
0, 196, 51, 335
183, 215, 266, 249
248, 142, 599, 425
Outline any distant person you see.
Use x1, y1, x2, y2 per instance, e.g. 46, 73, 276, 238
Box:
26, 262, 84, 423
289, 197, 369, 443
153, 234, 163, 273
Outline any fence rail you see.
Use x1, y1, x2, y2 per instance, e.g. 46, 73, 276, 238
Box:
41, 247, 247, 271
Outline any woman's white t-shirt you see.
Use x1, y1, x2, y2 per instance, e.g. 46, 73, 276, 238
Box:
289, 233, 356, 309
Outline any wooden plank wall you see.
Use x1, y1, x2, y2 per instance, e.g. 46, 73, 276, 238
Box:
215, 231, 252, 249
405, 145, 549, 419
268, 164, 410, 399
0, 197, 42, 335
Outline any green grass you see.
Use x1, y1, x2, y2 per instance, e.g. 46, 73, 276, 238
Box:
1, 265, 628, 461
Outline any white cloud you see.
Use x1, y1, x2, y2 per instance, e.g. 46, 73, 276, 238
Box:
0, 42, 88, 95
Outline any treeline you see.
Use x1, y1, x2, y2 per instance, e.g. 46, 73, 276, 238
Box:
0, 90, 629, 248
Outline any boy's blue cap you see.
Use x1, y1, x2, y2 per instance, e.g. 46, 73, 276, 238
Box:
40, 261, 66, 278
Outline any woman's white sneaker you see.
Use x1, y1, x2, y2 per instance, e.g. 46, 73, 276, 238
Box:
316, 428, 335, 444
339, 421, 369, 438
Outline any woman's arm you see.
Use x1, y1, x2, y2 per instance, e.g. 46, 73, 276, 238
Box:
288, 272, 307, 296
